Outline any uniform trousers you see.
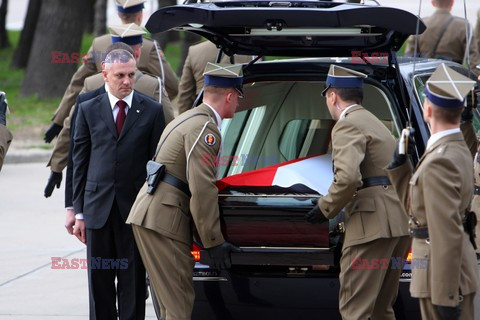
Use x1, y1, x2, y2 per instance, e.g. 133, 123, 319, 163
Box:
419, 293, 474, 320
132, 225, 195, 320
339, 236, 411, 320
86, 200, 146, 320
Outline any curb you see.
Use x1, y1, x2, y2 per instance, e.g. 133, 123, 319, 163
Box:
4, 149, 51, 164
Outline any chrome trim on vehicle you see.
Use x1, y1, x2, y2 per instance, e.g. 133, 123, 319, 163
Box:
193, 277, 228, 282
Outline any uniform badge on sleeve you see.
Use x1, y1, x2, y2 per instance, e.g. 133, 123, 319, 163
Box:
204, 133, 216, 146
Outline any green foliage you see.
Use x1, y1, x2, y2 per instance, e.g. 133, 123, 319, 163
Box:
0, 31, 60, 134
164, 41, 181, 74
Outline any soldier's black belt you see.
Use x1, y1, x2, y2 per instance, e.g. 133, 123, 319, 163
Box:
163, 173, 191, 197
360, 176, 391, 189
409, 227, 429, 239
409, 218, 476, 247
474, 186, 480, 195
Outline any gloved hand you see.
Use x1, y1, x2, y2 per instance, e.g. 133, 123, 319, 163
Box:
461, 105, 473, 124
465, 88, 479, 110
207, 241, 242, 269
388, 129, 416, 169
44, 171, 62, 198
433, 304, 461, 320
44, 123, 63, 143
305, 203, 328, 224
0, 91, 7, 126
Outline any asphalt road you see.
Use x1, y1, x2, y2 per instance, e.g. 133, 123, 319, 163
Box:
2, 162, 480, 318
0, 162, 157, 319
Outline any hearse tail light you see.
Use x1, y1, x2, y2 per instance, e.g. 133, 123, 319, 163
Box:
405, 247, 412, 264
191, 243, 202, 262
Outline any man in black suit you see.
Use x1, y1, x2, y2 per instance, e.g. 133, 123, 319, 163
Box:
72, 48, 165, 319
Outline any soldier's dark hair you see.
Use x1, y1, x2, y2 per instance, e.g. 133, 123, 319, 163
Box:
204, 86, 232, 97
330, 87, 363, 104
431, 104, 463, 124
433, 0, 453, 8
118, 12, 142, 24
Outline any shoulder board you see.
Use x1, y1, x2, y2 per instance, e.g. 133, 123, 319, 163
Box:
435, 143, 448, 155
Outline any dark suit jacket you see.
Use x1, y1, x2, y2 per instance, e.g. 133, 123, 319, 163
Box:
65, 86, 106, 208
73, 90, 165, 229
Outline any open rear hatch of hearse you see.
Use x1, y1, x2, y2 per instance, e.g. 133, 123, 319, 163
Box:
146, 0, 425, 58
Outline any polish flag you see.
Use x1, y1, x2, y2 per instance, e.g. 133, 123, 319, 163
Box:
216, 154, 333, 195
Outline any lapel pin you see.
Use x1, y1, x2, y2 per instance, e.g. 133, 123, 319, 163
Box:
136, 109, 140, 113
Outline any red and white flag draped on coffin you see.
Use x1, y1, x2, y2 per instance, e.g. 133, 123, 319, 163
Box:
216, 154, 333, 195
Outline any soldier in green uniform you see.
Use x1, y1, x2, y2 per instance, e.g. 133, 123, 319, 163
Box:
174, 40, 253, 116
44, 0, 178, 143
405, 0, 480, 76
387, 64, 478, 320
127, 62, 243, 320
475, 9, 480, 54
304, 65, 410, 319
0, 92, 11, 172
472, 151, 480, 257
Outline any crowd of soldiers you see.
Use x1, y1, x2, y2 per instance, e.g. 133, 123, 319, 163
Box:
2, 0, 480, 319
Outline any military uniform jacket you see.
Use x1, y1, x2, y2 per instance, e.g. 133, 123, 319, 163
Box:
472, 151, 480, 251
318, 105, 409, 248
460, 121, 477, 159
0, 124, 12, 172
174, 41, 253, 116
52, 34, 179, 126
476, 9, 480, 56
48, 71, 174, 173
127, 103, 225, 249
387, 132, 479, 306
406, 9, 480, 76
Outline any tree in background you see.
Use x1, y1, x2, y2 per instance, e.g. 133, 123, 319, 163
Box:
21, 0, 88, 98
0, 0, 10, 48
151, 0, 178, 50
11, 0, 42, 69
94, 0, 107, 37
84, 0, 95, 34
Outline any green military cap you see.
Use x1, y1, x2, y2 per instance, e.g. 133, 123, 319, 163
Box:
110, 23, 146, 46
425, 63, 476, 108
203, 62, 244, 95
322, 65, 368, 96
116, 0, 146, 13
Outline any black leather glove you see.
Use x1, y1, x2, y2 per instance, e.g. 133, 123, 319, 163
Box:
388, 130, 416, 169
207, 241, 242, 269
0, 92, 7, 126
44, 123, 63, 143
305, 198, 328, 224
433, 304, 461, 320
461, 105, 473, 124
466, 88, 479, 110
44, 171, 62, 198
